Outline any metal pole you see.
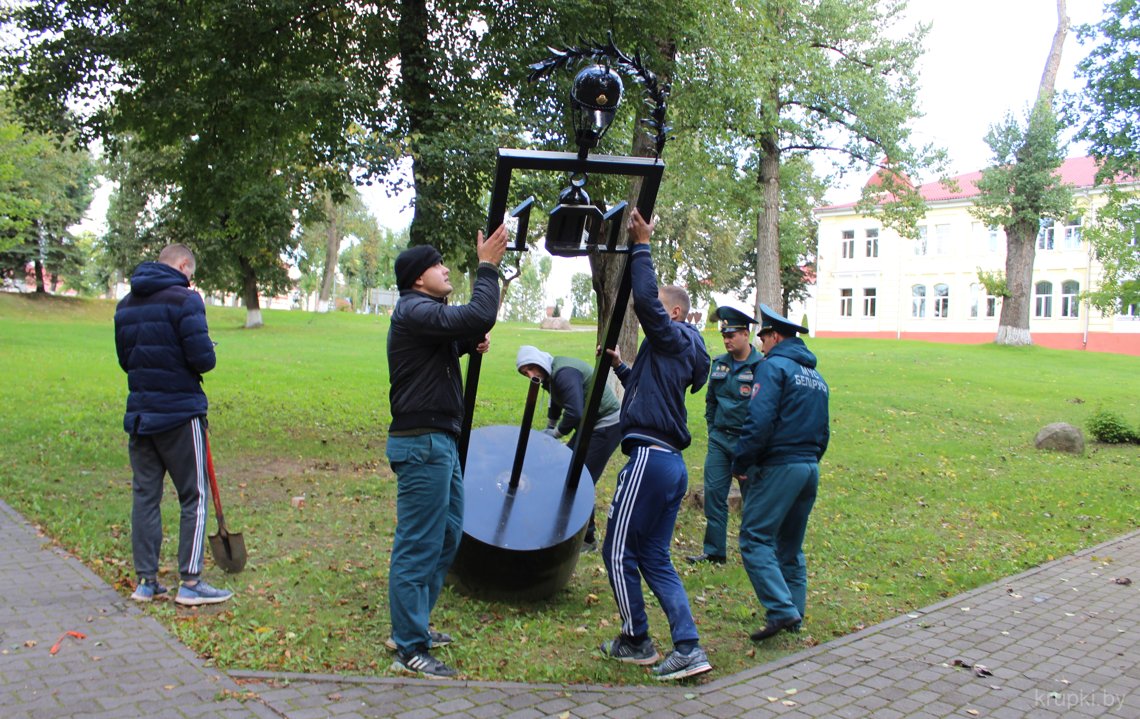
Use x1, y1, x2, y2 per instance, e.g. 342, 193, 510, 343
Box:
564, 171, 663, 492
459, 154, 515, 472
509, 377, 542, 490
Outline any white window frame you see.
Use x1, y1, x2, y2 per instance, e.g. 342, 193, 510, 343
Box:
933, 224, 951, 255
865, 229, 879, 258
1060, 280, 1080, 318
914, 226, 928, 256
862, 287, 877, 317
1035, 281, 1053, 318
1038, 219, 1055, 251
841, 230, 855, 259
933, 283, 950, 318
912, 284, 926, 318
839, 288, 853, 317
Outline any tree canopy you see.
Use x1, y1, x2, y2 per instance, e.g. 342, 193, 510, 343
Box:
1072, 0, 1140, 179
673, 0, 940, 316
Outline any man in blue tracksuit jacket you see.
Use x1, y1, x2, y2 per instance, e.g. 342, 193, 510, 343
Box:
598, 209, 713, 681
385, 225, 507, 679
732, 304, 829, 642
114, 243, 233, 607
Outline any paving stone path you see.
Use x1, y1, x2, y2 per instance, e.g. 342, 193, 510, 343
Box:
2, 498, 1137, 718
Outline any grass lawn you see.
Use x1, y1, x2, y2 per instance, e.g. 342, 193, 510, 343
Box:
1, 292, 1136, 685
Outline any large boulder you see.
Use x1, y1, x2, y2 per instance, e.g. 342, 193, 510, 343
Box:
690, 483, 743, 512
1034, 422, 1085, 454
540, 317, 571, 330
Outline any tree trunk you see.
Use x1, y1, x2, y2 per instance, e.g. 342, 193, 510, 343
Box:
996, 220, 1037, 345
398, 0, 434, 249
753, 127, 782, 318
34, 258, 46, 293
239, 255, 263, 329
1036, 0, 1070, 107
995, 0, 1067, 346
34, 223, 46, 293
318, 192, 341, 310
592, 39, 677, 367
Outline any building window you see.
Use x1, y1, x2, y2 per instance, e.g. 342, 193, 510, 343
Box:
841, 230, 855, 259
1035, 280, 1053, 317
1060, 280, 1080, 318
1038, 219, 1055, 250
933, 224, 951, 255
839, 288, 853, 317
933, 283, 950, 318
1037, 216, 1081, 251
911, 284, 926, 318
914, 226, 928, 256
1122, 302, 1139, 318
862, 287, 877, 317
865, 229, 879, 257
1061, 215, 1083, 250
973, 223, 1001, 253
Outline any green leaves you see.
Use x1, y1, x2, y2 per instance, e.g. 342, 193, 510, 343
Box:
1071, 0, 1140, 179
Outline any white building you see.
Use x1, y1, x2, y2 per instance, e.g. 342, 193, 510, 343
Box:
812, 156, 1140, 356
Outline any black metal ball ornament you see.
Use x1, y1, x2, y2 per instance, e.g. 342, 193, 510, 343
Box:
570, 64, 624, 153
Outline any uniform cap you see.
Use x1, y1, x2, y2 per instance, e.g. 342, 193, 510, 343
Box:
758, 303, 808, 336
713, 306, 757, 335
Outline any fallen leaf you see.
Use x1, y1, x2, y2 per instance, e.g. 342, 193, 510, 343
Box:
785, 688, 798, 695
1114, 577, 1132, 586
782, 700, 798, 707
559, 713, 570, 719
973, 664, 992, 678
766, 696, 779, 702
23, 640, 36, 648
966, 710, 979, 716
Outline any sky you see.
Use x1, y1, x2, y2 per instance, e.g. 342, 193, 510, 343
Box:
77, 0, 1108, 306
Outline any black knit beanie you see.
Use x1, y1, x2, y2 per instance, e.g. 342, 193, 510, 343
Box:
394, 245, 442, 290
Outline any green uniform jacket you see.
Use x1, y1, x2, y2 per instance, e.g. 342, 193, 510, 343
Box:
705, 347, 764, 430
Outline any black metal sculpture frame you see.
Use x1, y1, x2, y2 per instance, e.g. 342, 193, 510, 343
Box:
458, 148, 664, 494
448, 35, 670, 599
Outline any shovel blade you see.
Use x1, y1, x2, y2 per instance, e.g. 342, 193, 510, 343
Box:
209, 531, 247, 574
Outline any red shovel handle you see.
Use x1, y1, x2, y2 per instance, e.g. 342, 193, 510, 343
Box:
204, 430, 227, 531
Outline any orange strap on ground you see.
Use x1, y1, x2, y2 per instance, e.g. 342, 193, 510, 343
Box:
48, 630, 87, 655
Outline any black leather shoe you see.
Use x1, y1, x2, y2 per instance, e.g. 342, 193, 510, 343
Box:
750, 616, 800, 641
685, 553, 726, 565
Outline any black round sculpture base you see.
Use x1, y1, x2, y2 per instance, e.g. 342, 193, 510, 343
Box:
448, 425, 595, 601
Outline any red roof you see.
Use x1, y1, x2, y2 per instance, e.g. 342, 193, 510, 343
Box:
818, 156, 1110, 211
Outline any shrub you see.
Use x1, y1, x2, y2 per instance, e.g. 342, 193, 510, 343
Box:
1086, 409, 1139, 444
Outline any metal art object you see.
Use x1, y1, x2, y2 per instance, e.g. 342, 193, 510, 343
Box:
451, 35, 670, 600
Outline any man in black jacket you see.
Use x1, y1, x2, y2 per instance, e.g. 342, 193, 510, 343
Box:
114, 243, 232, 606
385, 225, 507, 678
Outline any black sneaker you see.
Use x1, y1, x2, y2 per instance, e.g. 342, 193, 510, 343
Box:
384, 629, 453, 651
391, 648, 457, 679
653, 645, 712, 680
685, 553, 726, 565
599, 635, 660, 665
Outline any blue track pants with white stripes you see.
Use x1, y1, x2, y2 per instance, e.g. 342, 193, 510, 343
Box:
602, 444, 699, 646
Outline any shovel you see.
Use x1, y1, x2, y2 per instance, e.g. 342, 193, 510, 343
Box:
204, 432, 247, 573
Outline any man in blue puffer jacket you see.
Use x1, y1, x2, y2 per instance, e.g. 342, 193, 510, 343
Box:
733, 304, 829, 642
598, 209, 713, 681
114, 243, 232, 606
